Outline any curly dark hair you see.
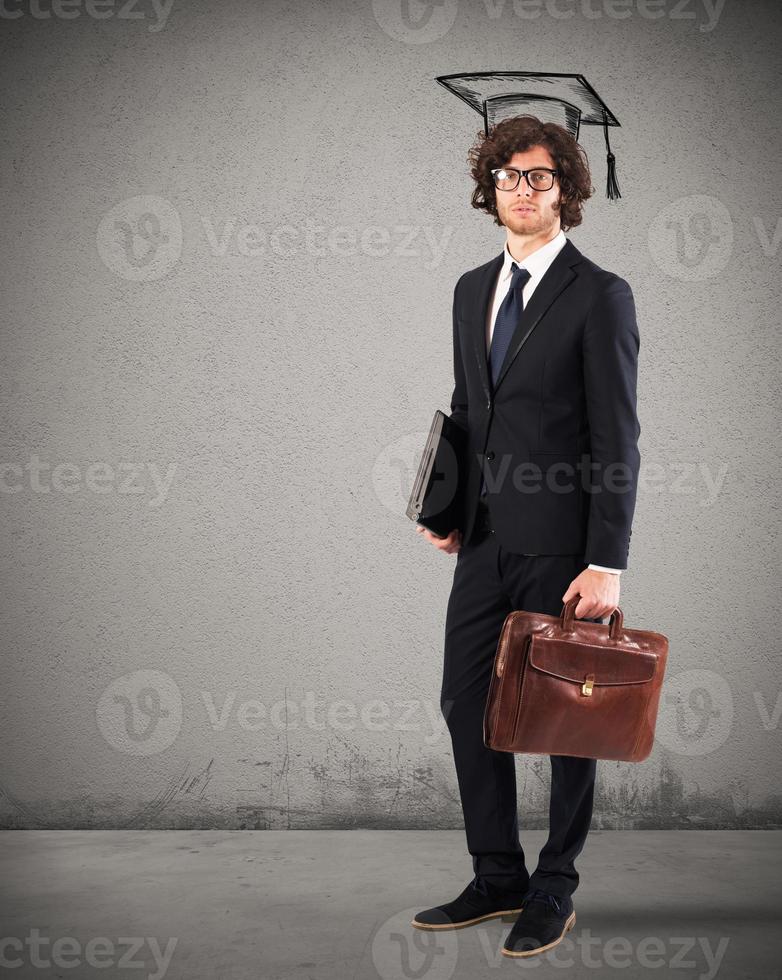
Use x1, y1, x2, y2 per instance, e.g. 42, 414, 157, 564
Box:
467, 115, 593, 231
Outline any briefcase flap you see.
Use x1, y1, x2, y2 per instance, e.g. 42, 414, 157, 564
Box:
528, 634, 658, 687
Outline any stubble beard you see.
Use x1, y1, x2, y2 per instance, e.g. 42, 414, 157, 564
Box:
501, 202, 558, 238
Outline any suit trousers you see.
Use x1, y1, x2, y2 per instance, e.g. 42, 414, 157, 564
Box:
440, 499, 602, 900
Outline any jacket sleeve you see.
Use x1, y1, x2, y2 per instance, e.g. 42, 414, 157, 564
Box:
449, 275, 469, 434
582, 276, 641, 570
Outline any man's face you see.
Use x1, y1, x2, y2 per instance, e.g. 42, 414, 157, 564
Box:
494, 145, 562, 237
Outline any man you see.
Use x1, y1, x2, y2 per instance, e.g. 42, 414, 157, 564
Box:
413, 114, 641, 958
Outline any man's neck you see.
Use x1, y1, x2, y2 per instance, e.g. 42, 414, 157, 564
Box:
505, 224, 562, 263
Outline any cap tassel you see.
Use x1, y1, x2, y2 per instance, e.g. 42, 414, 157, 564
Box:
603, 113, 621, 201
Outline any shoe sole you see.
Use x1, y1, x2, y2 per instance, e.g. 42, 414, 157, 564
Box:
411, 907, 524, 931
501, 910, 576, 957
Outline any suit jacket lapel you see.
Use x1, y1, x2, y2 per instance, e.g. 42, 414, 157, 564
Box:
471, 238, 582, 397
469, 252, 503, 402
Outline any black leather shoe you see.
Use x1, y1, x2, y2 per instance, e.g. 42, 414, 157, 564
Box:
411, 875, 529, 930
502, 888, 576, 957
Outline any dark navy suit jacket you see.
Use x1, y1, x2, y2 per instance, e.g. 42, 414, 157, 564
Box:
450, 237, 641, 569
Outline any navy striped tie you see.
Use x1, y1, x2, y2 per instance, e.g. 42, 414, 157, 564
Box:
480, 262, 531, 499
489, 262, 531, 387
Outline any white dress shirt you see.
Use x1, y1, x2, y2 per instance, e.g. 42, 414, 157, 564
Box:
486, 231, 622, 576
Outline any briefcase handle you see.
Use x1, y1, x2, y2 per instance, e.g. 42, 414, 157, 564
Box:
559, 595, 624, 640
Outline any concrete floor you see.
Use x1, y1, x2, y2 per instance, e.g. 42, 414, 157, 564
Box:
0, 830, 780, 979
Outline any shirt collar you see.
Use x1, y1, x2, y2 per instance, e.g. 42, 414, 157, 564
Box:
500, 229, 567, 282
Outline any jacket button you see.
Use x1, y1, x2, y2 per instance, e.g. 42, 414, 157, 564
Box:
486, 399, 491, 410
486, 451, 495, 461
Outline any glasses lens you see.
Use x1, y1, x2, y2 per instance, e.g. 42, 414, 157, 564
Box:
493, 169, 554, 191
493, 168, 519, 191
527, 170, 554, 190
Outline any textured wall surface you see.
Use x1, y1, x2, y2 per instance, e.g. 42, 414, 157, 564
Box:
1, 0, 780, 830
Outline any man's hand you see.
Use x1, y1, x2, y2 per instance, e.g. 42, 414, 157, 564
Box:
416, 525, 462, 555
562, 568, 620, 619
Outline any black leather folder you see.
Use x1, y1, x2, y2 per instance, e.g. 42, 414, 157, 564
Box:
406, 410, 467, 539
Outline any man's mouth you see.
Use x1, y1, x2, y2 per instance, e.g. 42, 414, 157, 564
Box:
513, 206, 535, 214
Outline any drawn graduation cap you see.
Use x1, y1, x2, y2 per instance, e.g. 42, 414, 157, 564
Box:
436, 72, 622, 200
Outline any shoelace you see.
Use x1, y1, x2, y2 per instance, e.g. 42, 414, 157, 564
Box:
522, 888, 562, 915
471, 877, 565, 914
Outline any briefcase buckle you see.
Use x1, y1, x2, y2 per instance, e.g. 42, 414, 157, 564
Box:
581, 673, 595, 696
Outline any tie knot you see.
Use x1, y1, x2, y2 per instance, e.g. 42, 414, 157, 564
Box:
510, 263, 531, 291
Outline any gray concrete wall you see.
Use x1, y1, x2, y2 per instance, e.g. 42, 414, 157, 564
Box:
0, 0, 780, 830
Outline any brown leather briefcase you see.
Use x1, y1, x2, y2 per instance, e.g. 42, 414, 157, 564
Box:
483, 596, 669, 762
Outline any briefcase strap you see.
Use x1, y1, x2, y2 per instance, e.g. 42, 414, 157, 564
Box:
560, 595, 624, 640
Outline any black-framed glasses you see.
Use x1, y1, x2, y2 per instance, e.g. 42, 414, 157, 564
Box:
491, 167, 558, 192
